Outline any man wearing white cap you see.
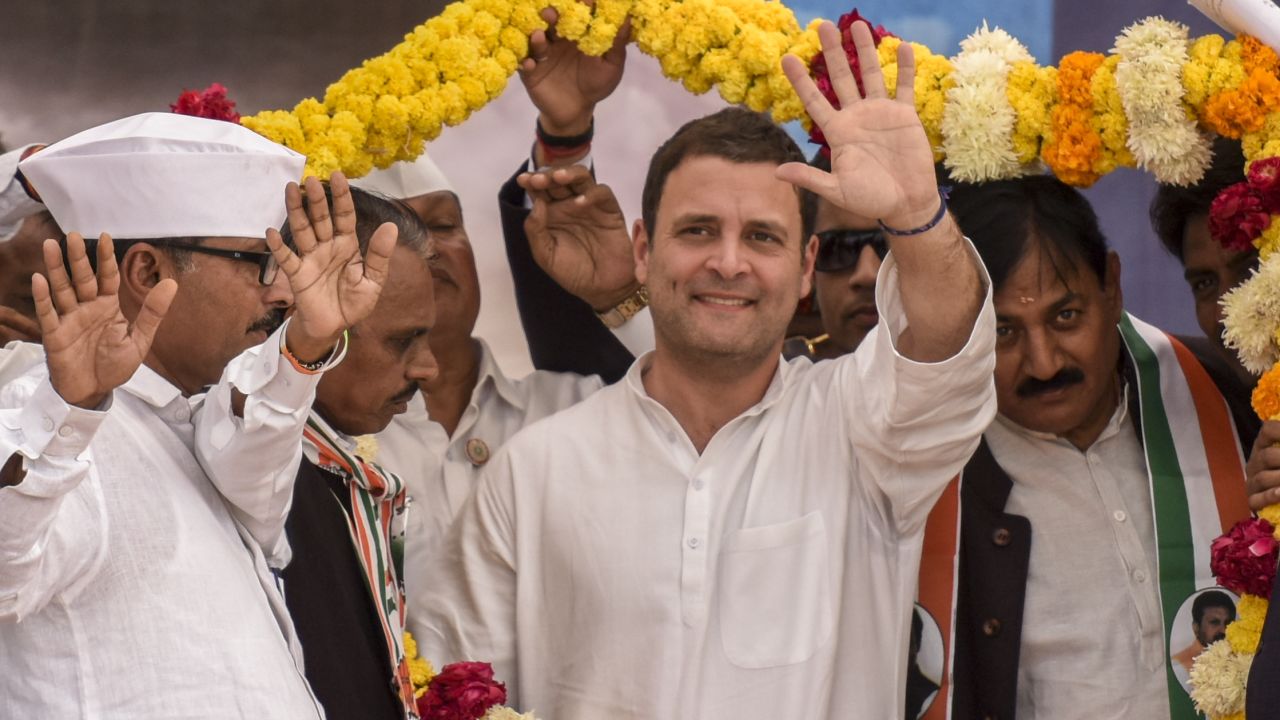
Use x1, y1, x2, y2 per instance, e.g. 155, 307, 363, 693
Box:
0, 111, 394, 718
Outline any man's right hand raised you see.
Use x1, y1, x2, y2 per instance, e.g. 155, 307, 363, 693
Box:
35, 233, 177, 409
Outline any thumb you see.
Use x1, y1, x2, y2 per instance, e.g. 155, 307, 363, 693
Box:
131, 278, 178, 353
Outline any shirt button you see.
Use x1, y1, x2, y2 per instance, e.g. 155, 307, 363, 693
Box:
692, 477, 706, 491
982, 618, 1002, 637
687, 537, 700, 549
1134, 569, 1148, 583
42, 417, 54, 432
1113, 510, 1127, 523
991, 528, 1011, 547
57, 426, 74, 438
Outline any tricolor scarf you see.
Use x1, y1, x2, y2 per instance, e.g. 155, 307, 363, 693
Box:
918, 313, 1250, 719
302, 413, 417, 719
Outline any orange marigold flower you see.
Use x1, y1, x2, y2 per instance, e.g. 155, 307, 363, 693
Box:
1252, 362, 1280, 419
1043, 52, 1106, 187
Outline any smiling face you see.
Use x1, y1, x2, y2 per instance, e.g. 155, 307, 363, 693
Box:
812, 199, 882, 354
992, 245, 1124, 449
315, 246, 439, 436
635, 156, 815, 371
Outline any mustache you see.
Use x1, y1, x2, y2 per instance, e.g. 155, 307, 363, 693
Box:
247, 308, 286, 335
1016, 368, 1085, 398
390, 384, 418, 405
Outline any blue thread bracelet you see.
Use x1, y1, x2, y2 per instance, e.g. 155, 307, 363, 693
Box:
877, 187, 951, 237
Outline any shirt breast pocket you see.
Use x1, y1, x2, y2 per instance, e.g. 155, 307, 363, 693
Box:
717, 511, 833, 669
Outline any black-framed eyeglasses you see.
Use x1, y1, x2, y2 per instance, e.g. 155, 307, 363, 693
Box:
815, 229, 888, 273
171, 245, 279, 286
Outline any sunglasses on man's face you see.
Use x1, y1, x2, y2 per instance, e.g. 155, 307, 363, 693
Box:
814, 229, 888, 273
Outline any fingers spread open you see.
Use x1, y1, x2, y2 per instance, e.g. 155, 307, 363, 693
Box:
895, 41, 917, 106
44, 237, 78, 314
849, 21, 886, 100
782, 54, 834, 130
284, 182, 317, 254
95, 233, 121, 296
361, 221, 398, 288
66, 232, 98, 303
266, 227, 304, 278
305, 175, 334, 245
329, 172, 356, 246
31, 273, 59, 335
819, 21, 862, 106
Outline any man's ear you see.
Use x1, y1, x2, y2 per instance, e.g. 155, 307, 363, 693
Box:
633, 218, 650, 286
800, 233, 818, 299
119, 243, 170, 307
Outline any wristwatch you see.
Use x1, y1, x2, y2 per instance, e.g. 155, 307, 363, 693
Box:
596, 285, 649, 329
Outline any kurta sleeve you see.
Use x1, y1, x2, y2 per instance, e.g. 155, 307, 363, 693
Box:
412, 444, 520, 705
840, 239, 997, 535
194, 323, 321, 568
0, 372, 110, 620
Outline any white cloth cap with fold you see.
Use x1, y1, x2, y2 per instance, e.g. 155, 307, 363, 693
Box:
17, 112, 305, 239
351, 153, 454, 200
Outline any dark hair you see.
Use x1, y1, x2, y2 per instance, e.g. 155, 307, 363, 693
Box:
640, 107, 817, 244
947, 174, 1110, 290
281, 184, 431, 259
1192, 590, 1237, 625
1149, 137, 1245, 261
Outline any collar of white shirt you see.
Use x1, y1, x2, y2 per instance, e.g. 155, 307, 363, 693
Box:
621, 350, 793, 425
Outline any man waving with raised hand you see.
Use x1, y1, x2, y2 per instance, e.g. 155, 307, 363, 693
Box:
417, 20, 994, 720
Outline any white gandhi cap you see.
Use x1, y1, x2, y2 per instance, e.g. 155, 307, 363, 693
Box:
18, 112, 305, 240
351, 153, 454, 200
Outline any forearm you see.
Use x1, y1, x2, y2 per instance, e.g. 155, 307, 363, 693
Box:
0, 376, 109, 619
887, 214, 986, 362
195, 324, 321, 563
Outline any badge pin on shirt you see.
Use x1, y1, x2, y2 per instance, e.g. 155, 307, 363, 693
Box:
465, 438, 491, 466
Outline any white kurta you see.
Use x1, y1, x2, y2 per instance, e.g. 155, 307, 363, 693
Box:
375, 339, 604, 638
0, 357, 323, 718
417, 251, 997, 720
988, 393, 1168, 718
0, 340, 44, 388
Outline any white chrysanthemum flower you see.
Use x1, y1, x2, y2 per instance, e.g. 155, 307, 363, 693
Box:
1223, 254, 1280, 373
1113, 17, 1212, 185
959, 22, 1033, 65
1188, 639, 1251, 716
942, 31, 1029, 182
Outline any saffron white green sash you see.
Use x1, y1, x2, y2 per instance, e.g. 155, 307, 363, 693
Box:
917, 312, 1249, 720
303, 413, 418, 719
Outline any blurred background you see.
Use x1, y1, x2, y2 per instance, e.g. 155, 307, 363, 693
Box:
0, 0, 1229, 374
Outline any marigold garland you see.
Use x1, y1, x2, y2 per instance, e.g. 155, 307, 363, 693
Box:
1042, 51, 1107, 186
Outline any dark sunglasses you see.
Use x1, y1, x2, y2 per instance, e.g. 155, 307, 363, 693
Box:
814, 229, 888, 273
169, 244, 279, 286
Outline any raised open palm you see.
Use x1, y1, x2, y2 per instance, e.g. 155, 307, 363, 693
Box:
35, 233, 176, 409
266, 172, 396, 357
777, 21, 941, 230
520, 165, 637, 311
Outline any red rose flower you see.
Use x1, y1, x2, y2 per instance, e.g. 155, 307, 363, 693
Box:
1209, 182, 1270, 252
1210, 517, 1278, 598
807, 9, 897, 153
170, 82, 241, 123
416, 662, 507, 720
1248, 156, 1280, 213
